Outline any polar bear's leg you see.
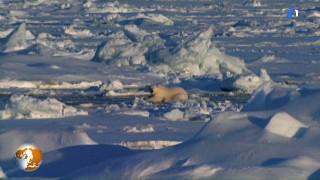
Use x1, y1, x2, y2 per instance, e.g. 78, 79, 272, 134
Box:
173, 94, 188, 102
149, 96, 163, 103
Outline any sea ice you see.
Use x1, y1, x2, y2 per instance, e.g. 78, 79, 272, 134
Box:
0, 95, 88, 120
163, 109, 185, 121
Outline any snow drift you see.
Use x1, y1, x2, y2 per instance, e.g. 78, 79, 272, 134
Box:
0, 127, 96, 160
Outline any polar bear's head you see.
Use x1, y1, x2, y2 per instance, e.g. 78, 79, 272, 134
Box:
149, 84, 165, 95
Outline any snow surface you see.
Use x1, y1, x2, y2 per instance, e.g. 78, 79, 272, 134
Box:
0, 0, 320, 179
123, 124, 155, 133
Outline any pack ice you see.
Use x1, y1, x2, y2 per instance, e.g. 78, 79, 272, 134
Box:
0, 0, 319, 179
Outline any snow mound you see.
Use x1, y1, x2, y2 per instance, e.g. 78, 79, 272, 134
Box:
0, 128, 96, 160
84, 1, 148, 13
0, 15, 5, 21
163, 109, 185, 121
116, 140, 181, 150
8, 10, 29, 22
92, 31, 147, 67
164, 27, 249, 76
36, 32, 95, 60
254, 55, 289, 64
0, 95, 88, 120
280, 156, 320, 171
103, 80, 123, 91
0, 28, 13, 38
2, 23, 35, 53
265, 112, 308, 138
64, 24, 94, 38
23, 0, 59, 7
131, 13, 174, 26
119, 110, 150, 118
105, 104, 121, 113
244, 83, 300, 111
52, 48, 96, 61
259, 55, 277, 63
224, 69, 272, 93
307, 12, 320, 24
35, 32, 95, 60
124, 24, 151, 41
0, 79, 41, 89
243, 0, 262, 7
36, 33, 75, 51
0, 167, 6, 179
123, 124, 155, 133
177, 165, 222, 179
38, 81, 102, 90
0, 79, 102, 90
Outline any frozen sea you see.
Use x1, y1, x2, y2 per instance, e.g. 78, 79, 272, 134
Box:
0, 0, 319, 179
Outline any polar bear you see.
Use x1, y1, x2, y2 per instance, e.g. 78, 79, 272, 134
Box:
148, 85, 188, 103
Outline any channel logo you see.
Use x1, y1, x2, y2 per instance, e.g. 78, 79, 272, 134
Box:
288, 7, 299, 20
16, 144, 43, 172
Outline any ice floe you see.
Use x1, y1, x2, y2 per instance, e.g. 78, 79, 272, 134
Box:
163, 109, 185, 121
128, 13, 174, 26
163, 27, 249, 77
119, 110, 150, 118
0, 79, 102, 90
223, 69, 272, 93
0, 95, 88, 120
116, 140, 181, 150
93, 31, 148, 67
123, 124, 155, 133
64, 23, 94, 38
0, 28, 14, 38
